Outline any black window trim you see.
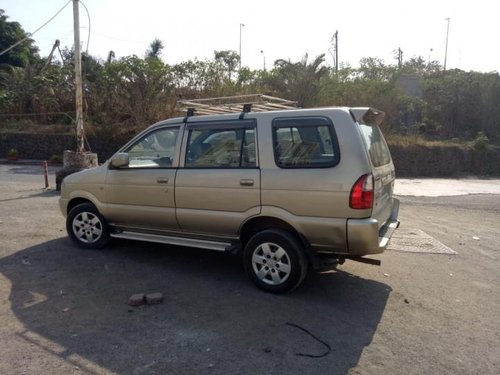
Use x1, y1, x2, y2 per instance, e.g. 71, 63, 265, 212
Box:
271, 116, 340, 169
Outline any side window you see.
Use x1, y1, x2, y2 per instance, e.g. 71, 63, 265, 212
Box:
272, 117, 339, 168
126, 127, 179, 168
185, 126, 256, 168
358, 123, 392, 167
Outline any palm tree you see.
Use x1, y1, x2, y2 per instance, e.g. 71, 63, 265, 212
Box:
273, 54, 328, 107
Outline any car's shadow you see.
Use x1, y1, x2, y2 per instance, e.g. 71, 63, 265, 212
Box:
0, 238, 391, 374
0, 189, 58, 203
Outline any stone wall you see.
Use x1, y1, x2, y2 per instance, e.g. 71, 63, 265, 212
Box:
388, 143, 500, 176
0, 133, 130, 163
1, 132, 499, 176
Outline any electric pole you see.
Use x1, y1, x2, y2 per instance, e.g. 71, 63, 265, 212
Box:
73, 0, 84, 152
444, 17, 450, 71
394, 47, 403, 68
334, 30, 338, 74
329, 31, 339, 74
239, 23, 244, 70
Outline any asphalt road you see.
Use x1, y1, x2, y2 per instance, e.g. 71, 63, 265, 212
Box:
0, 164, 499, 375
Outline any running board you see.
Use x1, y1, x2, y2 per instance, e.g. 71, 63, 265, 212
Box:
110, 231, 231, 251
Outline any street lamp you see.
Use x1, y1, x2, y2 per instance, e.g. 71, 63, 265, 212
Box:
444, 17, 450, 70
239, 23, 245, 70
260, 50, 266, 71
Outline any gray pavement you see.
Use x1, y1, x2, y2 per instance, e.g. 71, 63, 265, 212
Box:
0, 164, 499, 374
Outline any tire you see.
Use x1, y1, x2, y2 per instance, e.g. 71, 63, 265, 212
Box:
66, 203, 110, 249
243, 229, 308, 293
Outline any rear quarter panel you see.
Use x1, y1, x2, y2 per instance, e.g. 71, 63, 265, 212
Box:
255, 108, 372, 219
249, 108, 373, 253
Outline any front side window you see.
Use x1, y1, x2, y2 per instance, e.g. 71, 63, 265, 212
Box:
185, 126, 256, 168
272, 117, 339, 168
126, 127, 179, 168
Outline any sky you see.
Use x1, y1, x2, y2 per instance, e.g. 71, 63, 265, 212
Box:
2, 0, 499, 72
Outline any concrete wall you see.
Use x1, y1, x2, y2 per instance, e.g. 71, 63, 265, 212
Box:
0, 133, 130, 163
389, 144, 500, 177
1, 132, 499, 176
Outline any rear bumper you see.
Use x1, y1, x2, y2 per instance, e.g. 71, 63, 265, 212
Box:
347, 198, 400, 255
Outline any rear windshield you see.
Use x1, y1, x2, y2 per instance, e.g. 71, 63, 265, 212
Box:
358, 123, 392, 167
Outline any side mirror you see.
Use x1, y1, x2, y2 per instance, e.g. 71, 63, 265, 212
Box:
110, 153, 129, 168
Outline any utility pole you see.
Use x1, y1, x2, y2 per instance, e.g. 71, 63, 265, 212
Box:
334, 30, 338, 74
73, 0, 84, 152
260, 50, 266, 71
328, 31, 339, 74
394, 47, 403, 68
444, 17, 450, 71
239, 23, 244, 70
42, 39, 61, 70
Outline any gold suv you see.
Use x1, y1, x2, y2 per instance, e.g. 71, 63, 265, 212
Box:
60, 107, 400, 293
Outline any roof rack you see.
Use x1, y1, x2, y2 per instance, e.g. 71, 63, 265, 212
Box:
177, 94, 299, 116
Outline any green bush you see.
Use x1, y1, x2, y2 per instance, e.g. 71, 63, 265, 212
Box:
468, 131, 490, 151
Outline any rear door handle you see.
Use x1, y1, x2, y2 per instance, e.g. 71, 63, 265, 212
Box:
157, 177, 169, 184
240, 179, 254, 186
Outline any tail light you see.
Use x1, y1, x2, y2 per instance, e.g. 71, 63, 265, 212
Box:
350, 174, 374, 209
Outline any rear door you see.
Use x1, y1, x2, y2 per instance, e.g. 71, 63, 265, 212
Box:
355, 111, 395, 228
175, 120, 261, 237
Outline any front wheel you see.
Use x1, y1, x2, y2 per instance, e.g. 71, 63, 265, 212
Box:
66, 202, 110, 249
243, 229, 308, 293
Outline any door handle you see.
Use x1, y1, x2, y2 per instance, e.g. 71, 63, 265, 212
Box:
157, 177, 169, 184
240, 179, 254, 186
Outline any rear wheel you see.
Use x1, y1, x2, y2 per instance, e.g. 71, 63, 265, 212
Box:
67, 203, 110, 249
243, 229, 308, 293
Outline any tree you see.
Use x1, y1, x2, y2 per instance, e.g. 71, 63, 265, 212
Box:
0, 9, 38, 68
145, 38, 164, 60
357, 57, 395, 81
214, 50, 240, 81
270, 54, 329, 107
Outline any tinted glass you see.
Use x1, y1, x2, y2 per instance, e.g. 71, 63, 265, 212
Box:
272, 117, 339, 168
358, 123, 392, 167
186, 127, 256, 168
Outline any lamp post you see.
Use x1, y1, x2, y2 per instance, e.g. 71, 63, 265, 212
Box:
239, 23, 245, 70
444, 17, 450, 71
260, 50, 266, 71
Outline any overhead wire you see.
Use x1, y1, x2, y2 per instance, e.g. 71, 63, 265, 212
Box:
80, 0, 91, 56
0, 0, 72, 57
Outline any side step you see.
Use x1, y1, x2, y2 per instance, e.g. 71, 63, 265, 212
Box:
110, 231, 231, 252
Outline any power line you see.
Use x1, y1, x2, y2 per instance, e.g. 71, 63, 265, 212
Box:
0, 1, 72, 57
80, 0, 91, 55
